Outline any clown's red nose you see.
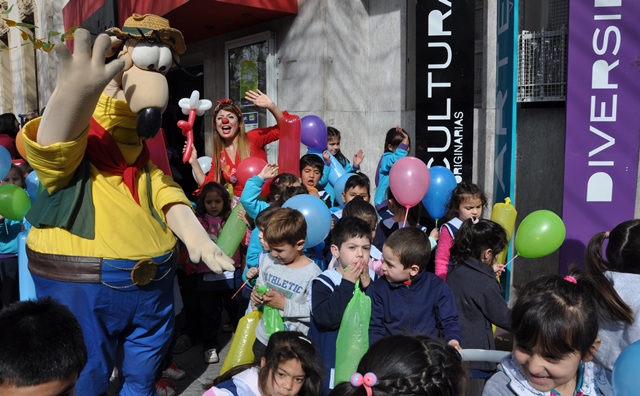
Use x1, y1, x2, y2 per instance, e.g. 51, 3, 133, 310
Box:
221, 117, 229, 124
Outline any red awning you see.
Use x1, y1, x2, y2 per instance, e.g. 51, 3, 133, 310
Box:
63, 0, 297, 44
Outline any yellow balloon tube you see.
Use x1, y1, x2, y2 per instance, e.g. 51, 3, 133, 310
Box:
490, 197, 518, 264
220, 310, 262, 375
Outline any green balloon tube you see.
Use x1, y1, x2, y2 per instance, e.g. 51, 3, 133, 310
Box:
217, 203, 247, 257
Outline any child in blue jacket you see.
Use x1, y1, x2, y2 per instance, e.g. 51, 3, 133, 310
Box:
368, 227, 461, 349
373, 126, 410, 207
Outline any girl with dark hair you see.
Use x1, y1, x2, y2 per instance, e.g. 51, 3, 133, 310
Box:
434, 181, 487, 281
0, 113, 19, 158
195, 182, 242, 364
483, 270, 628, 395
204, 331, 324, 396
328, 334, 466, 396
446, 218, 510, 395
584, 220, 637, 375
373, 126, 410, 207
326, 126, 364, 171
188, 90, 284, 198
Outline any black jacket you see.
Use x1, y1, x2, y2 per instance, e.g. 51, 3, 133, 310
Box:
447, 257, 511, 372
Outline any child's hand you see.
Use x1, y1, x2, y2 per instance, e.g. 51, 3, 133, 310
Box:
331, 217, 335, 230
263, 289, 285, 310
244, 89, 275, 110
322, 150, 331, 164
396, 126, 410, 145
359, 260, 371, 288
343, 260, 365, 284
247, 267, 259, 279
493, 264, 506, 277
448, 340, 462, 350
250, 287, 264, 305
237, 208, 250, 227
184, 143, 198, 164
429, 227, 440, 241
353, 149, 364, 167
307, 187, 320, 198
258, 163, 278, 180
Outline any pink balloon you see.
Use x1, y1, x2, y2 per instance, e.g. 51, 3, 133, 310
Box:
389, 157, 430, 208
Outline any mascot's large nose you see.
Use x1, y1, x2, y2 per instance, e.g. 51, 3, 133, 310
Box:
137, 108, 163, 139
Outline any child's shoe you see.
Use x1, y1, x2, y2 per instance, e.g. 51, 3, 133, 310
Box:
221, 323, 234, 332
204, 348, 219, 364
162, 362, 186, 380
155, 378, 176, 396
172, 334, 192, 354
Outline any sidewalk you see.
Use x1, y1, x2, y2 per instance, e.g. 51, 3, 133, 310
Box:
171, 332, 234, 395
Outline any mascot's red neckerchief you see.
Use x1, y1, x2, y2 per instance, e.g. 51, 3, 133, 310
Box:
86, 117, 150, 204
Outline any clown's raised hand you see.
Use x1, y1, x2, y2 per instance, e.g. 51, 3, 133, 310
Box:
38, 29, 125, 146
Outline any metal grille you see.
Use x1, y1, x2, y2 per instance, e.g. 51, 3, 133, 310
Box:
548, 0, 569, 30
517, 28, 568, 102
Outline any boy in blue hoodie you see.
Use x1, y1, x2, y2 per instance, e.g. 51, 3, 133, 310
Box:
368, 226, 462, 349
308, 217, 375, 395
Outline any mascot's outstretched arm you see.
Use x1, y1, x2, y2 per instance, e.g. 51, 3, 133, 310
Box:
165, 204, 235, 273
38, 30, 125, 145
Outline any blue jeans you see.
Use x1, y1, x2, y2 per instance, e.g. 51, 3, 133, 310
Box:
32, 252, 176, 396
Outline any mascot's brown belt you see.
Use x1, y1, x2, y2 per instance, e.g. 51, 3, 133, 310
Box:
27, 246, 178, 288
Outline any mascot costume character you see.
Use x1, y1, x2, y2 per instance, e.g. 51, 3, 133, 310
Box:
22, 14, 235, 395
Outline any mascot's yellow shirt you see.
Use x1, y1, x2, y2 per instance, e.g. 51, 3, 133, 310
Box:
23, 94, 190, 259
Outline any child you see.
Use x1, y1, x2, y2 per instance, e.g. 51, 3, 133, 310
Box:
435, 181, 487, 281
202, 331, 324, 396
0, 164, 25, 307
300, 153, 331, 207
341, 197, 383, 274
374, 187, 439, 251
250, 208, 322, 360
196, 182, 242, 364
328, 334, 467, 396
327, 126, 364, 172
323, 126, 364, 201
240, 162, 299, 221
483, 270, 624, 395
373, 126, 410, 207
243, 206, 281, 285
309, 217, 375, 394
585, 220, 637, 376
446, 218, 510, 395
331, 173, 371, 220
368, 227, 462, 348
0, 296, 88, 395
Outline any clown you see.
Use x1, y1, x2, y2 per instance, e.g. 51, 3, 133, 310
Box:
22, 14, 235, 395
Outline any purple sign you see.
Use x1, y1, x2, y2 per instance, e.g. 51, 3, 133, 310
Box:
561, 0, 640, 272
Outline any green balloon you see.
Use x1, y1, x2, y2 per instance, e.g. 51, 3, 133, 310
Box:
217, 203, 247, 258
515, 210, 566, 259
0, 184, 32, 221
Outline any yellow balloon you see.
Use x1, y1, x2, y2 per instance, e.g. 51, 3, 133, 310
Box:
491, 197, 517, 264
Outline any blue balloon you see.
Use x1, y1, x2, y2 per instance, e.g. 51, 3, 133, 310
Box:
283, 194, 332, 248
0, 146, 11, 180
421, 166, 457, 220
25, 171, 40, 204
612, 340, 640, 396
328, 153, 347, 186
333, 173, 358, 207
18, 229, 36, 301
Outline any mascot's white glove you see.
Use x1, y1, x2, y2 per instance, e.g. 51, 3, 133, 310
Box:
38, 29, 125, 145
165, 204, 235, 273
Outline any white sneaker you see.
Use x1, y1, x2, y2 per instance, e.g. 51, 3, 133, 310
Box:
204, 348, 219, 364
155, 378, 176, 396
162, 362, 186, 380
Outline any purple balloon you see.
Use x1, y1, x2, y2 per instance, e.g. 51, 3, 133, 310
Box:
300, 115, 327, 152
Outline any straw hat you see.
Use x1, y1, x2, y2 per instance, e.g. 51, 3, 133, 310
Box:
108, 14, 186, 54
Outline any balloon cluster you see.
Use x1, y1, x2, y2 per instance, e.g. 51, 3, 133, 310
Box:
0, 146, 32, 221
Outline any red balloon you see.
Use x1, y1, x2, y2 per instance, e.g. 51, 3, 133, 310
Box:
278, 114, 301, 177
237, 157, 267, 187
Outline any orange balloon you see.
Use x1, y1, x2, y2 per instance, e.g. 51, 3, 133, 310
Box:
15, 130, 27, 161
